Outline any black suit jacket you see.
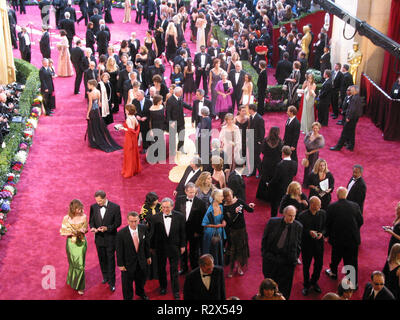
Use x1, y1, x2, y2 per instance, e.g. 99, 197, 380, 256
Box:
59, 18, 75, 39
275, 59, 292, 85
85, 28, 96, 47
40, 32, 51, 58
70, 47, 85, 72
84, 68, 99, 88
175, 166, 202, 197
116, 225, 150, 273
227, 170, 246, 202
184, 266, 226, 300
96, 30, 110, 51
345, 94, 364, 121
89, 201, 122, 247
326, 199, 363, 247
283, 117, 300, 150
64, 6, 77, 21
228, 70, 246, 99
261, 217, 303, 265
362, 283, 395, 300
166, 95, 191, 129
269, 159, 297, 197
347, 177, 366, 214
318, 78, 333, 104
207, 46, 221, 60
249, 113, 265, 143
39, 67, 54, 94
332, 70, 343, 90
192, 98, 212, 126
320, 52, 331, 74
18, 32, 30, 55
340, 72, 354, 99
194, 52, 212, 71
133, 98, 152, 119
150, 211, 186, 254
128, 39, 140, 60
257, 69, 268, 94
174, 195, 207, 240
90, 14, 102, 34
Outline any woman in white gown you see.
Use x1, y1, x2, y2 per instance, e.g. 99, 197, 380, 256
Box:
300, 73, 316, 134
196, 13, 207, 53
219, 113, 242, 172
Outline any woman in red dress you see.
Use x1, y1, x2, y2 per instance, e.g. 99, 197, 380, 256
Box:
121, 104, 141, 178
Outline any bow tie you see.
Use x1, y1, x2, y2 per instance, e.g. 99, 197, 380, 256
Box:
164, 215, 172, 218
202, 274, 211, 277
236, 72, 240, 74
186, 198, 193, 202
99, 205, 107, 209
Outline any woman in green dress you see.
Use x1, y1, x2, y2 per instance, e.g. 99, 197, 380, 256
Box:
60, 199, 88, 295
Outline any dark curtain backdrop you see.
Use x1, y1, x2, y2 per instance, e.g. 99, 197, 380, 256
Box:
380, 0, 400, 93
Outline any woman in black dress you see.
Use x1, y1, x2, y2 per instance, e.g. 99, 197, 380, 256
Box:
308, 158, 334, 210
183, 58, 195, 104
383, 202, 400, 255
86, 80, 122, 153
256, 126, 283, 201
105, 56, 120, 113
279, 181, 309, 216
165, 22, 178, 63
144, 30, 158, 66
148, 94, 166, 162
154, 21, 165, 58
234, 105, 249, 159
223, 188, 255, 277
85, 22, 95, 55
238, 34, 249, 61
382, 244, 400, 299
97, 72, 113, 125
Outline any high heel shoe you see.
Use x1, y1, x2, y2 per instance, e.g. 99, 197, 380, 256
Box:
237, 268, 244, 276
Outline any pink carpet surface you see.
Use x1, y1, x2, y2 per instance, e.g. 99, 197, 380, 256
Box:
0, 6, 399, 300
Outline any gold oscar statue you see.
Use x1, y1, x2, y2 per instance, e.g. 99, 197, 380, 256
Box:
301, 25, 312, 59
347, 42, 363, 84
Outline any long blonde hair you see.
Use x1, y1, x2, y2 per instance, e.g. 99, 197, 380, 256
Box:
166, 22, 177, 35
106, 56, 118, 73
195, 171, 214, 193
312, 158, 329, 174
388, 244, 400, 265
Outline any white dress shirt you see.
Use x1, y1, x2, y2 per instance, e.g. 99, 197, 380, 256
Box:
200, 268, 211, 290
347, 177, 357, 193
283, 156, 292, 161
201, 54, 206, 68
100, 200, 108, 220
198, 100, 204, 117
185, 198, 193, 221
287, 116, 296, 126
235, 72, 240, 84
24, 33, 31, 46
163, 214, 172, 236
185, 168, 200, 186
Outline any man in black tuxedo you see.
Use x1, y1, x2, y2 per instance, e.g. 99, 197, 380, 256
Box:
247, 104, 265, 178
132, 90, 152, 153
275, 52, 292, 85
325, 187, 363, 288
299, 51, 308, 84
261, 205, 303, 299
147, 0, 157, 30
317, 69, 333, 126
84, 61, 98, 98
330, 63, 343, 119
346, 164, 367, 214
192, 89, 212, 127
174, 183, 207, 274
194, 45, 212, 96
362, 271, 395, 300
128, 32, 140, 61
207, 39, 221, 61
227, 160, 246, 202
166, 87, 192, 154
173, 156, 202, 198
39, 58, 54, 116
228, 61, 246, 114
339, 64, 354, 109
178, 41, 192, 60
297, 197, 326, 296
117, 61, 134, 103
173, 49, 187, 75
337, 88, 352, 125
59, 11, 76, 51
89, 190, 122, 292
64, 0, 77, 21
116, 211, 151, 300
184, 254, 226, 300
87, 0, 95, 18
320, 46, 331, 75
18, 27, 31, 63
96, 24, 109, 56
330, 85, 364, 151
7, 6, 18, 49
268, 146, 297, 217
90, 8, 102, 34
70, 40, 86, 94
257, 60, 268, 116
39, 26, 51, 59
151, 198, 186, 299
283, 106, 300, 172
77, 0, 89, 25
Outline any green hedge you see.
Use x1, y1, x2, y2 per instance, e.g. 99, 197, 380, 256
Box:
0, 59, 40, 186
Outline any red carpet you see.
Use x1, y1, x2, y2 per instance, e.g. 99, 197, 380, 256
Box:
1, 6, 400, 300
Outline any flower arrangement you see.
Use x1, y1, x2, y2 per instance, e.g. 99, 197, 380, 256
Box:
14, 150, 28, 164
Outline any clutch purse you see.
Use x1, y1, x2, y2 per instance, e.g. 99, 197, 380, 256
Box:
301, 158, 309, 167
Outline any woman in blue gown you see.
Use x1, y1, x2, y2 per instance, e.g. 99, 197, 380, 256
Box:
201, 189, 226, 266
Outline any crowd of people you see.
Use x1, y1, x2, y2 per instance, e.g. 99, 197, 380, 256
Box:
6, 0, 400, 301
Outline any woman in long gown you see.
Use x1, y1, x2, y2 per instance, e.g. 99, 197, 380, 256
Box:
286, 61, 301, 106
86, 79, 122, 152
190, 7, 198, 42
202, 189, 227, 266
383, 244, 400, 300
154, 21, 165, 58
97, 72, 113, 125
183, 58, 196, 104
144, 30, 158, 66
308, 158, 334, 210
300, 73, 317, 134
256, 126, 283, 201
208, 59, 223, 118
303, 122, 325, 187
223, 188, 254, 277
240, 73, 254, 114
123, 0, 131, 23
148, 94, 166, 163
196, 12, 207, 53
121, 104, 141, 178
234, 105, 249, 159
165, 22, 178, 63
60, 199, 88, 295
105, 57, 119, 113
219, 113, 242, 173
57, 30, 73, 77
215, 71, 233, 122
